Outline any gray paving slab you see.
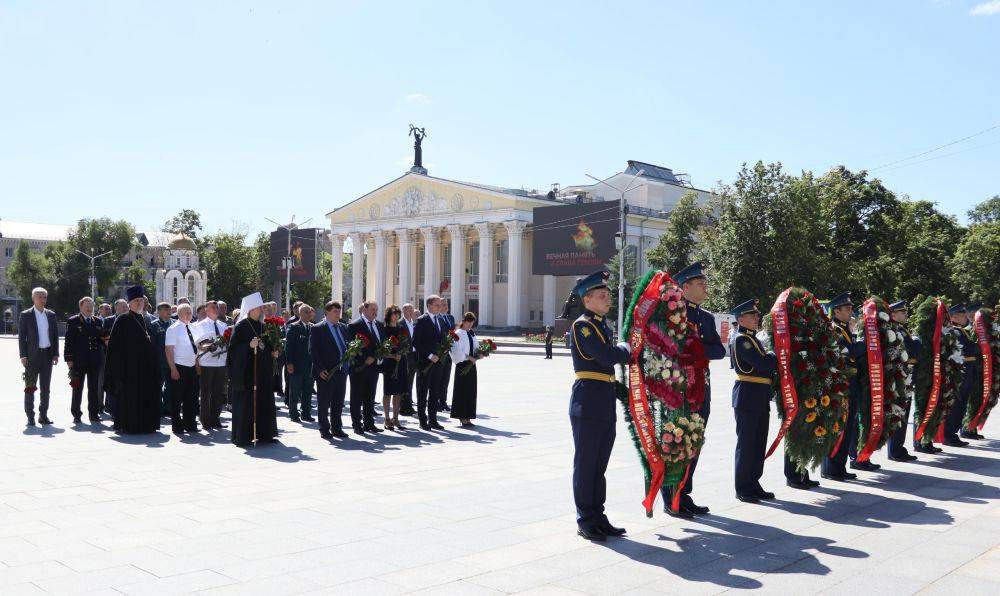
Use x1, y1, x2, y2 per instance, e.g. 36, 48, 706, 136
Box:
0, 336, 997, 593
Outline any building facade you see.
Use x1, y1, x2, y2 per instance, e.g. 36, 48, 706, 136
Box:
155, 233, 208, 306
326, 161, 713, 329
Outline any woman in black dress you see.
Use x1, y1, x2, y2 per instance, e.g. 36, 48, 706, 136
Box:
450, 312, 483, 427
228, 293, 280, 447
381, 305, 408, 430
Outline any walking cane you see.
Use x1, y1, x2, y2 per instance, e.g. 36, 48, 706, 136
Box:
252, 338, 258, 446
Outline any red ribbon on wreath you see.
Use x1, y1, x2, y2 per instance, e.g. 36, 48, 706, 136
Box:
857, 300, 885, 462
969, 310, 993, 432
765, 289, 797, 459
915, 299, 947, 442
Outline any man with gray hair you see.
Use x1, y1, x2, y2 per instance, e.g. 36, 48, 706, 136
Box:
165, 303, 200, 434
18, 287, 59, 426
64, 297, 105, 423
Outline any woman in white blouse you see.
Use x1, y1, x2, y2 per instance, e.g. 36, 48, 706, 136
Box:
449, 312, 483, 427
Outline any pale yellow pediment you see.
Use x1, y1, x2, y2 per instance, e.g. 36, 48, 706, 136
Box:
327, 173, 538, 225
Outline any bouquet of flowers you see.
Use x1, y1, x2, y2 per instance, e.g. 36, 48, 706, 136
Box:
964, 308, 998, 432
619, 270, 709, 516
459, 338, 499, 376
23, 368, 37, 394
68, 367, 82, 389
912, 296, 965, 445
421, 329, 458, 373
262, 316, 285, 354
853, 297, 908, 462
390, 327, 412, 379
760, 288, 851, 474
197, 327, 233, 362
343, 333, 372, 371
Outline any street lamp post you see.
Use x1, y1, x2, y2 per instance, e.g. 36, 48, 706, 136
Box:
74, 249, 113, 300
265, 216, 311, 314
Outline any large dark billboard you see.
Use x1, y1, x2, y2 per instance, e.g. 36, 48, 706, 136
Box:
531, 201, 620, 275
269, 227, 319, 282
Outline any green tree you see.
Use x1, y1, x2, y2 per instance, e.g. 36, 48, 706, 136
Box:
252, 232, 272, 294
891, 200, 964, 302
66, 218, 138, 293
967, 195, 1000, 225
202, 231, 257, 306
6, 240, 53, 308
953, 222, 1000, 306
162, 209, 203, 239
121, 262, 155, 299
645, 191, 706, 274
42, 242, 91, 314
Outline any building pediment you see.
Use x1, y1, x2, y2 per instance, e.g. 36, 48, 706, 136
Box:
327, 173, 547, 226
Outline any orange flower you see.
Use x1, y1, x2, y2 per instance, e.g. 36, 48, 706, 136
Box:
805, 412, 817, 423
821, 395, 831, 407
833, 421, 840, 433
814, 426, 827, 437
804, 397, 817, 408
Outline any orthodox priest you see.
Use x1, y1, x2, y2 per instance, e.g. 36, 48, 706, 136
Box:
228, 292, 280, 447
103, 285, 162, 434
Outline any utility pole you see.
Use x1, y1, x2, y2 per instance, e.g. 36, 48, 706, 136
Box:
74, 249, 113, 300
265, 216, 311, 314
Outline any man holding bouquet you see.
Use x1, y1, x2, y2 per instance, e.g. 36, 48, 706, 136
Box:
822, 293, 866, 480
414, 295, 447, 430
567, 270, 631, 542
347, 300, 384, 434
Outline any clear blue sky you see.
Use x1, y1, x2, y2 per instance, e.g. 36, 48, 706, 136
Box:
2, 1, 998, 238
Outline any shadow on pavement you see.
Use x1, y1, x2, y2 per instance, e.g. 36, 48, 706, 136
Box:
243, 440, 316, 462
22, 424, 65, 438
758, 488, 954, 528
912, 451, 1000, 477
853, 468, 1000, 504
109, 431, 170, 448
598, 514, 867, 589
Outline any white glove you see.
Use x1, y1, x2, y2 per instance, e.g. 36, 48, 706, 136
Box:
616, 342, 631, 353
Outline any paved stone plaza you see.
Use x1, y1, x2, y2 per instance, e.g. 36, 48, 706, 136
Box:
1, 337, 998, 595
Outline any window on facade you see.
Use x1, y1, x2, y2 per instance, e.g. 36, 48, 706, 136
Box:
416, 245, 425, 285
529, 310, 535, 321
495, 239, 508, 283
468, 242, 479, 284
188, 278, 195, 300
4, 247, 12, 258
442, 245, 451, 282
185, 255, 191, 269
171, 277, 179, 302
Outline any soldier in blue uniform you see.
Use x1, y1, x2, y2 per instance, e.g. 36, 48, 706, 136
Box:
960, 303, 986, 441
660, 262, 726, 517
729, 299, 778, 503
567, 270, 630, 542
64, 297, 106, 424
887, 300, 919, 462
822, 293, 867, 480
943, 303, 978, 447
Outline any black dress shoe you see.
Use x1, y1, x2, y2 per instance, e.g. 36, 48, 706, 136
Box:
931, 445, 943, 453
736, 494, 760, 504
821, 471, 857, 481
913, 443, 936, 454
577, 527, 606, 542
366, 426, 383, 433
755, 490, 776, 500
960, 431, 984, 440
664, 505, 693, 519
682, 502, 709, 515
430, 423, 445, 430
420, 423, 431, 430
332, 430, 348, 438
73, 416, 82, 424
39, 416, 53, 425
943, 438, 969, 447
353, 428, 365, 435
320, 432, 333, 440
89, 416, 101, 423
597, 521, 627, 536
290, 416, 301, 423
850, 460, 881, 471
301, 416, 315, 422
787, 478, 815, 490
888, 452, 918, 462
26, 418, 36, 426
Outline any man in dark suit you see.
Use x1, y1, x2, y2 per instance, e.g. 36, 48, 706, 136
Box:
438, 299, 456, 413
64, 297, 105, 424
399, 303, 418, 416
347, 300, 384, 434
284, 303, 314, 423
414, 294, 446, 430
311, 301, 350, 439
18, 287, 60, 426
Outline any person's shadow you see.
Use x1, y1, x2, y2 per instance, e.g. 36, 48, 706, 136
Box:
109, 431, 170, 448
179, 427, 233, 446
22, 424, 65, 438
599, 514, 867, 589
243, 440, 316, 462
758, 487, 954, 528
914, 451, 1000, 478
852, 469, 1000, 505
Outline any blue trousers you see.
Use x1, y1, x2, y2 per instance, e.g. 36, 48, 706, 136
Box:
734, 408, 768, 496
945, 364, 976, 440
824, 389, 858, 475
571, 416, 615, 528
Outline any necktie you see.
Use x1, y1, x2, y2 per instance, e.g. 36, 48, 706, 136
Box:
332, 324, 348, 373
435, 315, 442, 333
213, 321, 220, 336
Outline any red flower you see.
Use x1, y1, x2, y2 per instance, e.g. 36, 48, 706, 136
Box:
389, 336, 400, 347
487, 339, 497, 349
816, 354, 827, 365
789, 326, 800, 335
793, 299, 805, 308
264, 316, 286, 327
818, 368, 829, 378
449, 329, 460, 341
802, 377, 812, 387
223, 328, 233, 340
795, 361, 807, 372
355, 333, 371, 348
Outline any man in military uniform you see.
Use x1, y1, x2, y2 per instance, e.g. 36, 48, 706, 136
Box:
822, 293, 867, 480
567, 270, 630, 542
887, 300, 919, 462
661, 262, 726, 517
943, 303, 978, 447
960, 303, 986, 441
149, 302, 174, 417
285, 304, 315, 423
64, 297, 105, 424
729, 299, 778, 503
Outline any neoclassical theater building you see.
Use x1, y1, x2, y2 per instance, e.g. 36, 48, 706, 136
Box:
327, 160, 712, 329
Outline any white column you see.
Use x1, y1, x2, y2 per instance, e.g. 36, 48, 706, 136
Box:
420, 227, 440, 299
349, 232, 364, 317
373, 232, 388, 309
475, 223, 493, 327
398, 230, 414, 306
505, 220, 526, 327
542, 275, 556, 326
331, 233, 344, 303
447, 224, 466, 319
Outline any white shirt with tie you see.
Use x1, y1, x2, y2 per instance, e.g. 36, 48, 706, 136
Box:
34, 307, 51, 349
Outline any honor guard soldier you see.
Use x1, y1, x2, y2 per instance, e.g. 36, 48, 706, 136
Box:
887, 300, 919, 462
822, 292, 867, 480
64, 297, 105, 423
961, 303, 986, 441
944, 303, 979, 446
729, 299, 778, 503
567, 270, 630, 542
661, 262, 726, 517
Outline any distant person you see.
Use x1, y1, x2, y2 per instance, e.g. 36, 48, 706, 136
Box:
544, 326, 554, 359
381, 305, 407, 430
18, 287, 59, 426
164, 303, 200, 435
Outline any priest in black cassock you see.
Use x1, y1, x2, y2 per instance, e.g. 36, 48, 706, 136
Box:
103, 285, 162, 434
228, 292, 280, 447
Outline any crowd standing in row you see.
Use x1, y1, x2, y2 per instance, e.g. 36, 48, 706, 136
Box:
18, 285, 491, 446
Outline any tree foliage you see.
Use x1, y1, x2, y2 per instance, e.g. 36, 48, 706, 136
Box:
162, 209, 204, 239
967, 195, 1000, 225
6, 240, 52, 308
202, 231, 259, 307
646, 191, 706, 274
953, 222, 1000, 306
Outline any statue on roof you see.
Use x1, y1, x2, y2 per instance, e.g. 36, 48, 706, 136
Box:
409, 124, 427, 174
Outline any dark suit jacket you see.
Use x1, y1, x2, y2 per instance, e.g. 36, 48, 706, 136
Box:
413, 313, 444, 363
284, 320, 312, 369
64, 313, 104, 369
310, 320, 348, 380
18, 307, 59, 361
346, 317, 385, 374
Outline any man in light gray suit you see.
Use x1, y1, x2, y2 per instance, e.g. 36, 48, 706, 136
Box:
19, 287, 60, 426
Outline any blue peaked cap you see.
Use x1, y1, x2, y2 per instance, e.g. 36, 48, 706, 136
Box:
673, 261, 705, 285
889, 300, 907, 312
729, 298, 760, 319
948, 303, 967, 315
826, 292, 852, 313
573, 270, 610, 299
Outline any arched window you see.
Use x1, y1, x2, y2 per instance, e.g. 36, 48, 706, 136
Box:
171, 277, 179, 303
188, 278, 195, 300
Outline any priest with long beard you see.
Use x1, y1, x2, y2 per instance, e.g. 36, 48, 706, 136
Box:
103, 285, 162, 434
228, 292, 280, 447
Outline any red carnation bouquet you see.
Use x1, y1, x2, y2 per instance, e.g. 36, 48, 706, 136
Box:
23, 368, 37, 394
262, 316, 285, 354
459, 338, 498, 376
68, 367, 82, 389
342, 332, 372, 371
422, 328, 458, 373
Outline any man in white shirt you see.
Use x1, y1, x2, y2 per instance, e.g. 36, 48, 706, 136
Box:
165, 303, 201, 435
196, 300, 229, 430
18, 287, 59, 426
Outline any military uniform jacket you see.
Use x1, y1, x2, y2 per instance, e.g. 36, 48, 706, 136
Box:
729, 326, 777, 412
64, 314, 104, 370
284, 320, 313, 370
568, 310, 629, 422
834, 321, 865, 399
149, 318, 172, 369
